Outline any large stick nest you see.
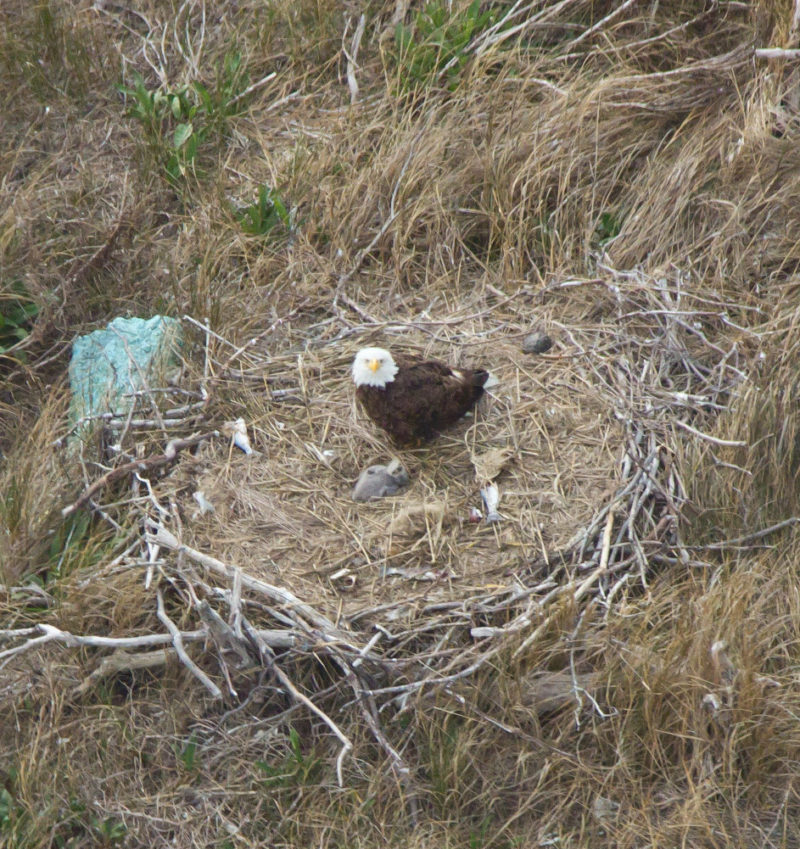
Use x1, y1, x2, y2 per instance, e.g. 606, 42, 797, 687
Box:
4, 0, 800, 844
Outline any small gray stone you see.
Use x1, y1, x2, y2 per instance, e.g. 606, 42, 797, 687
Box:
352, 460, 410, 502
521, 330, 553, 354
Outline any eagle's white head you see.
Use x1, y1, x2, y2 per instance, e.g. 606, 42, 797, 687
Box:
352, 347, 399, 388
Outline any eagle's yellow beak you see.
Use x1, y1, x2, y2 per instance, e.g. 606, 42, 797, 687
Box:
368, 359, 380, 373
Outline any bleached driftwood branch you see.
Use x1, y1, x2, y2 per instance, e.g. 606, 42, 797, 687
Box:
755, 48, 800, 59
156, 588, 222, 699
62, 431, 219, 518
243, 618, 353, 787
146, 521, 352, 641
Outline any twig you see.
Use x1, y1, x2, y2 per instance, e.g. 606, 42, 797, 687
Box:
673, 419, 746, 447
62, 431, 219, 517
0, 624, 207, 655
146, 522, 351, 640
73, 647, 176, 695
264, 90, 300, 114
242, 618, 352, 787
755, 48, 800, 60
563, 0, 636, 51
156, 588, 223, 699
341, 659, 420, 824
228, 71, 277, 106
471, 0, 573, 59
344, 14, 366, 104
197, 599, 252, 667
694, 518, 800, 551
182, 314, 251, 352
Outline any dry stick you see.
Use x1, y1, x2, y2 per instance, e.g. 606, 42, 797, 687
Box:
228, 71, 277, 107
242, 618, 352, 788
673, 418, 747, 447
156, 588, 223, 699
367, 640, 507, 700
563, 0, 637, 51
54, 401, 205, 443
181, 313, 245, 351
614, 9, 716, 54
755, 48, 800, 59
575, 468, 643, 561
147, 522, 351, 640
74, 647, 176, 694
603, 572, 633, 612
0, 624, 210, 673
200, 316, 212, 398
598, 508, 615, 574
471, 0, 575, 58
62, 431, 218, 518
0, 620, 305, 655
571, 509, 616, 606
620, 445, 660, 588
229, 566, 244, 639
197, 600, 252, 667
510, 575, 597, 662
0, 584, 53, 605
344, 13, 366, 104
341, 661, 420, 825
0, 631, 56, 669
693, 518, 800, 551
108, 326, 169, 437
469, 0, 530, 51
264, 90, 301, 113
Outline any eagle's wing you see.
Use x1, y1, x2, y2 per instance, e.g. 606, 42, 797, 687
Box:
390, 356, 483, 437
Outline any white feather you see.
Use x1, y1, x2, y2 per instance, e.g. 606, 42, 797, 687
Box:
352, 347, 399, 388
480, 483, 502, 522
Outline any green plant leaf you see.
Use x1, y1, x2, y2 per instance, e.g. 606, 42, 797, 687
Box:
193, 80, 212, 113
173, 122, 193, 149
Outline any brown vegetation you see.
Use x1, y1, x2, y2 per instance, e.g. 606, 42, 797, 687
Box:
3, 0, 800, 846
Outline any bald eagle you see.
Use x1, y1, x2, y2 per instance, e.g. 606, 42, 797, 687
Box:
351, 346, 495, 445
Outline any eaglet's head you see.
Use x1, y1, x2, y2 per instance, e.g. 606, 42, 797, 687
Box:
352, 347, 399, 388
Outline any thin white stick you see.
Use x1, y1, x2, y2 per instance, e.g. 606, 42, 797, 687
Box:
243, 619, 352, 787
344, 14, 366, 104
156, 588, 223, 699
564, 0, 636, 50
228, 71, 278, 107
147, 522, 347, 638
674, 419, 746, 447
755, 48, 800, 59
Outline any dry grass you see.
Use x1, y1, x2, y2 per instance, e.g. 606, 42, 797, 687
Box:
4, 0, 800, 846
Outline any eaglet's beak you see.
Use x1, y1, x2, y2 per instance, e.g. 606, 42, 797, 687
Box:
368, 359, 380, 372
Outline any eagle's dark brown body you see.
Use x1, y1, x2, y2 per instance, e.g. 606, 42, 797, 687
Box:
356, 355, 491, 445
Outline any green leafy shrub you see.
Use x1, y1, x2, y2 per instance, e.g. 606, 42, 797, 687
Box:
394, 0, 494, 92
119, 73, 204, 184
119, 51, 250, 187
0, 281, 39, 360
255, 727, 321, 789
594, 210, 623, 248
234, 184, 292, 239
